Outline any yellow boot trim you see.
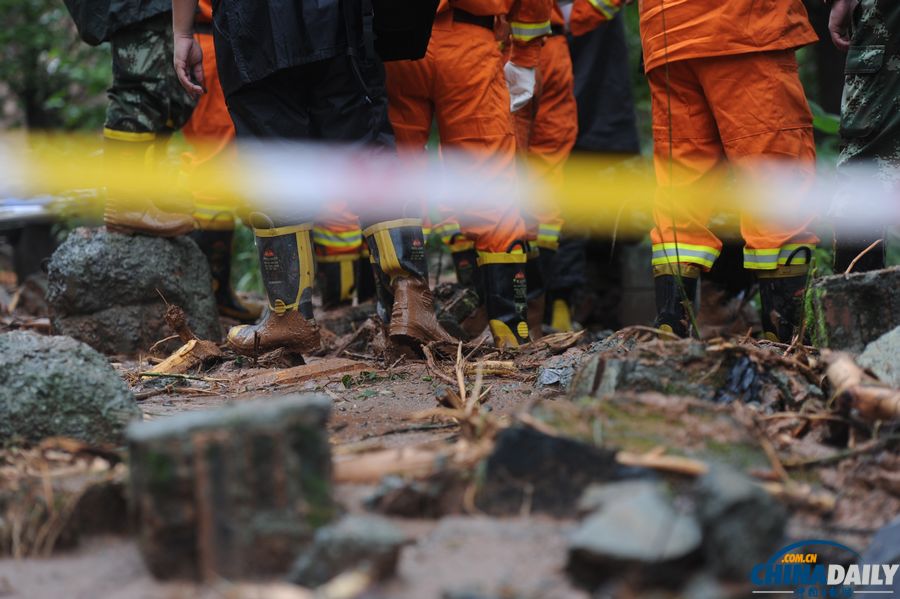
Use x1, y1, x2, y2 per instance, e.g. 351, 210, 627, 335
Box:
254, 222, 313, 237
362, 218, 423, 237
364, 219, 423, 279
652, 263, 701, 279
449, 239, 475, 253
317, 252, 360, 302
476, 251, 527, 267
489, 319, 524, 349
756, 263, 810, 279
103, 128, 157, 142
256, 223, 315, 314
550, 299, 573, 332
194, 208, 236, 231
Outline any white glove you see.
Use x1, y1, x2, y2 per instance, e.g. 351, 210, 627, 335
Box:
504, 62, 537, 112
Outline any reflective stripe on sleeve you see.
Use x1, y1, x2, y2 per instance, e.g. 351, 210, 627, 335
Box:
510, 21, 552, 42
585, 0, 620, 19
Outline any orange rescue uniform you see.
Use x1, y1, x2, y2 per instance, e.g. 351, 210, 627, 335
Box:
386, 0, 553, 254
181, 0, 236, 228
640, 0, 820, 272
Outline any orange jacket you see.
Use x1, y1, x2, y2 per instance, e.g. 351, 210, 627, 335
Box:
566, 0, 623, 37
639, 0, 817, 73
196, 0, 212, 23
438, 0, 553, 66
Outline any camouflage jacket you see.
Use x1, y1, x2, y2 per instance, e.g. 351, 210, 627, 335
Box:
838, 0, 900, 171
63, 0, 171, 46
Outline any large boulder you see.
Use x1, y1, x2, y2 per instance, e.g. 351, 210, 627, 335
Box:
0, 331, 140, 445
47, 228, 221, 354
127, 393, 334, 581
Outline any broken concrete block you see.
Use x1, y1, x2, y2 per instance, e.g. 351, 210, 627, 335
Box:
694, 465, 786, 579
287, 515, 405, 587
127, 393, 334, 581
858, 326, 900, 387
811, 266, 900, 352
475, 425, 628, 517
567, 480, 702, 588
47, 228, 221, 354
0, 331, 140, 444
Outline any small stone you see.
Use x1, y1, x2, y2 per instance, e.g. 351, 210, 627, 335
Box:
287, 515, 405, 587
858, 326, 900, 387
127, 393, 334, 581
567, 481, 702, 588
365, 472, 466, 518
694, 464, 786, 579
47, 228, 221, 354
0, 331, 140, 445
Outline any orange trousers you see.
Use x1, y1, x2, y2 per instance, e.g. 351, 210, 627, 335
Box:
182, 32, 237, 229
385, 12, 525, 253
649, 50, 818, 271
514, 34, 576, 250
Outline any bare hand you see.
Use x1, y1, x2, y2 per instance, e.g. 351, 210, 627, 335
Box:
828, 0, 854, 52
174, 35, 205, 97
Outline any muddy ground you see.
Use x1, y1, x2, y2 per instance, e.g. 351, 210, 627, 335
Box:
1, 259, 898, 598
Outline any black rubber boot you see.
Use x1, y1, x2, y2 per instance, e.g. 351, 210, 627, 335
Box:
525, 244, 550, 341
316, 253, 358, 310
226, 223, 320, 355
478, 249, 530, 348
192, 229, 262, 323
757, 247, 812, 343
356, 250, 377, 303
653, 266, 699, 338
365, 219, 455, 350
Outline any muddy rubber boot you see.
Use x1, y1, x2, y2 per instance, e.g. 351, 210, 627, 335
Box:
478, 249, 530, 348
449, 237, 479, 289
316, 253, 358, 310
227, 223, 321, 355
525, 244, 547, 341
356, 247, 377, 303
102, 136, 195, 237
365, 219, 456, 352
653, 264, 700, 338
758, 250, 811, 343
192, 228, 263, 323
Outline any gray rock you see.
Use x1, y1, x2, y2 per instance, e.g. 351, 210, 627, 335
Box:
859, 516, 900, 594
694, 464, 786, 579
567, 481, 702, 588
576, 480, 667, 516
476, 425, 627, 517
535, 347, 588, 389
811, 266, 900, 352
128, 393, 334, 581
288, 515, 405, 587
47, 227, 221, 354
859, 326, 900, 387
0, 331, 140, 445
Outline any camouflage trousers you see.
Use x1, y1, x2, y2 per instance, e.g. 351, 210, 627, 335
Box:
838, 0, 900, 179
104, 13, 196, 138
